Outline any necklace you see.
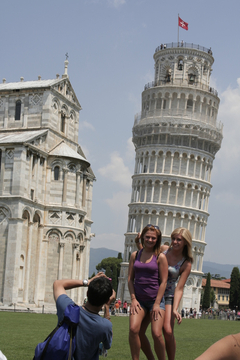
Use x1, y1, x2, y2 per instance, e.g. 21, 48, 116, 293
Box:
83, 305, 99, 315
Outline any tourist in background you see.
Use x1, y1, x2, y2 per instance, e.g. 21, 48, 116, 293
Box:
128, 224, 168, 360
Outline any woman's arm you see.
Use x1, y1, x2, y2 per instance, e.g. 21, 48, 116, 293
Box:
195, 333, 240, 360
151, 253, 168, 321
173, 261, 191, 324
128, 251, 141, 314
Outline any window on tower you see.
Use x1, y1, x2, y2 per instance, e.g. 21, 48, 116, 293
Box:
178, 59, 183, 70
15, 100, 21, 120
61, 112, 66, 133
188, 74, 196, 84
54, 166, 60, 180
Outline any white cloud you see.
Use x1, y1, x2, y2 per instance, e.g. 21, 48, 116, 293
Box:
126, 137, 135, 161
105, 191, 131, 215
107, 0, 126, 8
98, 151, 132, 188
79, 121, 95, 131
217, 80, 240, 170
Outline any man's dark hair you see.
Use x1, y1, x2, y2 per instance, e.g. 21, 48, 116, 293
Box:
88, 277, 112, 306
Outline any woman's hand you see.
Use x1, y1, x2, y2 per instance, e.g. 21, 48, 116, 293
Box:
130, 298, 141, 315
173, 309, 182, 324
151, 303, 163, 321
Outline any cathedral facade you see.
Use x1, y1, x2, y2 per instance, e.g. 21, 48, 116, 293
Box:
117, 43, 223, 311
0, 60, 94, 306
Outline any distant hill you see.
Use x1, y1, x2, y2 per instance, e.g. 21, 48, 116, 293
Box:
89, 247, 240, 279
89, 248, 121, 276
202, 261, 240, 279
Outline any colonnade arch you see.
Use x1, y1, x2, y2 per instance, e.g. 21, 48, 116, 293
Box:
135, 149, 212, 182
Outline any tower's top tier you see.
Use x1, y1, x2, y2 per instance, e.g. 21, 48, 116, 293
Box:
152, 42, 215, 93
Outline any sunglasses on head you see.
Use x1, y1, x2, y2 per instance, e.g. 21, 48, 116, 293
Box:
146, 224, 160, 230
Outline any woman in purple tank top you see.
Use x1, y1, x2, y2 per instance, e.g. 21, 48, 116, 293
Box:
128, 224, 168, 360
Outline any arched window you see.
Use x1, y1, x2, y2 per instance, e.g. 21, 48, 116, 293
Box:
178, 59, 183, 70
54, 166, 60, 180
188, 73, 196, 84
15, 100, 21, 120
61, 113, 65, 133
187, 99, 193, 110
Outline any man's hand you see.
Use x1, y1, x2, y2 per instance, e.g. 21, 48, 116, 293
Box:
106, 290, 116, 305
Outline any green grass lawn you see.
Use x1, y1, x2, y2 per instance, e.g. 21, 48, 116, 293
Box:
0, 312, 240, 359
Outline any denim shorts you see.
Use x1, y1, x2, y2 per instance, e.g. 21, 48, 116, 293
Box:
138, 297, 165, 312
165, 296, 174, 306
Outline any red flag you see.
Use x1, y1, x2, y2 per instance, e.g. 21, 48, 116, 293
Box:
179, 17, 188, 30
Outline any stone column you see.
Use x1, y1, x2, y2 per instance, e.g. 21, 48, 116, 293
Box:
62, 168, 68, 205
162, 153, 166, 173
178, 154, 182, 175
186, 154, 190, 176
158, 181, 163, 203
82, 175, 87, 207
0, 148, 5, 195
150, 182, 154, 202
170, 154, 174, 174
35, 156, 40, 200
34, 224, 44, 305
146, 154, 150, 173
3, 217, 24, 304
75, 170, 81, 207
37, 235, 49, 305
58, 243, 65, 279
163, 212, 167, 235
70, 244, 78, 299
23, 222, 33, 303
175, 182, 179, 205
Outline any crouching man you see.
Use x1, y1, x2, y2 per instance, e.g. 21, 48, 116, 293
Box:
53, 272, 116, 360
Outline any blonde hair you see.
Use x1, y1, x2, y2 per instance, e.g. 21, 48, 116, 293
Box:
171, 227, 193, 263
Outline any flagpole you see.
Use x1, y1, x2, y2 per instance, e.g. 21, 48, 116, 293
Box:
178, 14, 179, 45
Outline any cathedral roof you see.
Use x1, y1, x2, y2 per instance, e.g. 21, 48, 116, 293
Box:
0, 129, 47, 143
48, 141, 90, 167
0, 79, 60, 91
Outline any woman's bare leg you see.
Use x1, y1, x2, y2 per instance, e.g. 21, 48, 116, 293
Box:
163, 304, 176, 360
139, 313, 155, 360
151, 309, 165, 360
129, 307, 146, 360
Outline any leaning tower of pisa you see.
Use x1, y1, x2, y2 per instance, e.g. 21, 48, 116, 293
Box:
117, 42, 223, 311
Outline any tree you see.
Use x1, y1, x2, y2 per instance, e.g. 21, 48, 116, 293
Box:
96, 256, 122, 292
117, 252, 123, 260
202, 272, 211, 309
210, 288, 216, 307
230, 267, 240, 310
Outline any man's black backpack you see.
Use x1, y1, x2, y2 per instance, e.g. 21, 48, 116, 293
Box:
33, 303, 80, 360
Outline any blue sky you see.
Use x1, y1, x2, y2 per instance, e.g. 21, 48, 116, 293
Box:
1, 0, 240, 265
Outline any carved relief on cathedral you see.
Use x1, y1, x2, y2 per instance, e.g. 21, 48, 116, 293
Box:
0, 206, 10, 223
29, 94, 43, 106
48, 231, 60, 242
65, 233, 74, 244
66, 212, 75, 226
68, 163, 76, 173
6, 149, 14, 159
52, 98, 60, 114
186, 276, 194, 288
49, 211, 61, 224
